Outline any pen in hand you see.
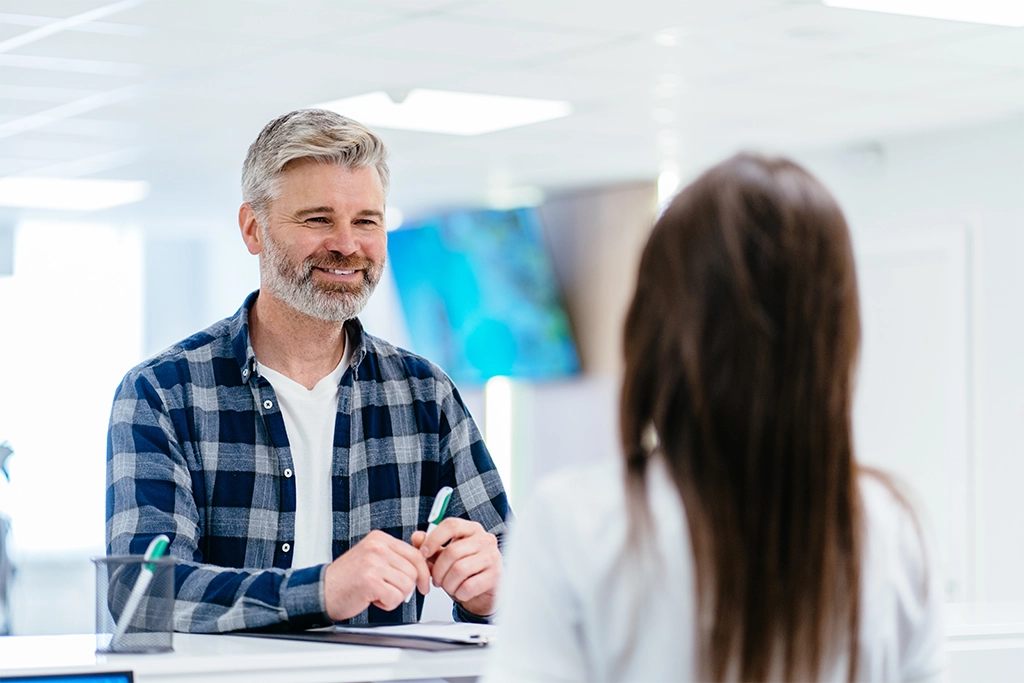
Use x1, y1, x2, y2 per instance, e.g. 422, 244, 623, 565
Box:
405, 486, 453, 604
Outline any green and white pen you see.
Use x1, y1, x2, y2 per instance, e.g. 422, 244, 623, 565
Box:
112, 534, 170, 646
405, 486, 454, 603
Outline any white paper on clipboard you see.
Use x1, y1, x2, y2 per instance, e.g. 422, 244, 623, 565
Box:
333, 622, 498, 645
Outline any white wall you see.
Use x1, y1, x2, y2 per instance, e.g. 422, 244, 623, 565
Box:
795, 117, 1024, 602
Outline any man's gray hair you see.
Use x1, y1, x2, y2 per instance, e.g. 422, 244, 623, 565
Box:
242, 108, 390, 221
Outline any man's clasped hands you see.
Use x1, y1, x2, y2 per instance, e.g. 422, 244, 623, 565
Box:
323, 518, 502, 621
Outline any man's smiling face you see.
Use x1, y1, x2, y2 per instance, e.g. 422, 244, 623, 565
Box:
257, 158, 387, 322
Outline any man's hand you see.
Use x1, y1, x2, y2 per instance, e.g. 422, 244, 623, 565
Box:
323, 530, 431, 621
412, 519, 502, 617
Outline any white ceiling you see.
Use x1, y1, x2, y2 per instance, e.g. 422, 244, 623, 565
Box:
2, 0, 1023, 226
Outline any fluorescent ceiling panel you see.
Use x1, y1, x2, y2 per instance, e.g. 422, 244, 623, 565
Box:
315, 89, 572, 136
822, 0, 1024, 27
0, 177, 149, 211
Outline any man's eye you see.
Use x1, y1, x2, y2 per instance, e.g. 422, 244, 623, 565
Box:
306, 217, 329, 224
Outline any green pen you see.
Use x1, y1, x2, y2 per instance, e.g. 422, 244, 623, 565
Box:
112, 534, 170, 645
425, 486, 454, 535
406, 486, 454, 603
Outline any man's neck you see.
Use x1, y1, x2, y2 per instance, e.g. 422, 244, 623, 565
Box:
249, 292, 347, 390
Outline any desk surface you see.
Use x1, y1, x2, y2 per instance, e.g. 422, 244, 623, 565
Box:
5, 604, 1024, 683
0, 632, 490, 683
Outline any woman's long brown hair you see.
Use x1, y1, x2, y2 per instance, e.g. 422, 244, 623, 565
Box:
621, 154, 862, 681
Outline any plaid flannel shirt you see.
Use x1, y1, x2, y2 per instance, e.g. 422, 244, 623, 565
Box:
106, 291, 511, 633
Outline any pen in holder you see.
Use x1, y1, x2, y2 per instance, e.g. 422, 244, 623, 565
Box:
93, 546, 175, 653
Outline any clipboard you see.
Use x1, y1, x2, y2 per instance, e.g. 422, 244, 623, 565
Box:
238, 623, 495, 652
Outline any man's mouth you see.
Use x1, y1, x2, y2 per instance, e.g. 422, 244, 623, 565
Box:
324, 269, 357, 275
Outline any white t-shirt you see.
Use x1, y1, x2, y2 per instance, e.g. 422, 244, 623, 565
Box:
484, 457, 946, 683
257, 338, 351, 569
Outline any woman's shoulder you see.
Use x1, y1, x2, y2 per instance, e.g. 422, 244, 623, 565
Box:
533, 458, 625, 500
859, 471, 925, 545
857, 472, 946, 679
528, 459, 628, 537
856, 471, 937, 614
522, 457, 688, 572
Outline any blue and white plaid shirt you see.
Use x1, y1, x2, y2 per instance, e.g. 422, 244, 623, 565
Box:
106, 292, 511, 633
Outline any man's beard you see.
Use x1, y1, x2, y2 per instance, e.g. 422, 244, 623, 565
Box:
260, 230, 383, 322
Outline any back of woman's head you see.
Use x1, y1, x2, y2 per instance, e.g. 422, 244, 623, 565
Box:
621, 153, 862, 681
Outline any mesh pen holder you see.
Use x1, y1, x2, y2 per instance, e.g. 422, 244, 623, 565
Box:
93, 555, 175, 653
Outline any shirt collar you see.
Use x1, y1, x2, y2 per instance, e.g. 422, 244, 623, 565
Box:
231, 290, 369, 385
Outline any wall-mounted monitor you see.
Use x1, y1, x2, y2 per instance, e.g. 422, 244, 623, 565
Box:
388, 207, 579, 385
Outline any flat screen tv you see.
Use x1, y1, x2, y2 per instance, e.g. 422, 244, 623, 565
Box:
387, 207, 580, 385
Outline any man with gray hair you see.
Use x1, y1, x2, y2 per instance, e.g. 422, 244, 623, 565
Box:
106, 109, 510, 632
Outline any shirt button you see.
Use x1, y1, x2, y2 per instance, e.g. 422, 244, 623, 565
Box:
282, 542, 291, 553
242, 368, 249, 379
263, 399, 273, 409
283, 468, 293, 478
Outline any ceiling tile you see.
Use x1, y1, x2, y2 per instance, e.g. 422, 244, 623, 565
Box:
447, 0, 787, 37
33, 116, 139, 138
0, 65, 139, 91
0, 101, 53, 118
545, 36, 804, 89
9, 28, 219, 67
5, 137, 119, 162
444, 63, 650, 106
310, 0, 477, 16
111, 0, 398, 37
0, 160, 36, 175
763, 53, 1012, 95
0, 1, 114, 17
333, 16, 614, 66
0, 25, 32, 42
729, 3, 992, 54
894, 28, 1024, 70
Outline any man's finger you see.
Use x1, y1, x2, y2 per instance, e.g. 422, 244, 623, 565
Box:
429, 536, 482, 584
450, 567, 499, 605
418, 518, 482, 558
371, 566, 415, 612
435, 544, 492, 595
377, 534, 432, 594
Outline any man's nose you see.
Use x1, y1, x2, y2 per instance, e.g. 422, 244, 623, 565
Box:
323, 223, 359, 255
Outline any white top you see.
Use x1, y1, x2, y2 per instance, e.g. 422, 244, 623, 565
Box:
257, 336, 351, 569
484, 458, 946, 683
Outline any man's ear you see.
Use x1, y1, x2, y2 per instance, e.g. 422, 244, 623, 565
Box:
239, 203, 263, 256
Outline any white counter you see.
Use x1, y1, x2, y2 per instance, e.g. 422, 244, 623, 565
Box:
0, 632, 489, 683
2, 604, 1023, 683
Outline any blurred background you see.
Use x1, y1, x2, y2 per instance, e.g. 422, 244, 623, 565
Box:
0, 0, 1022, 657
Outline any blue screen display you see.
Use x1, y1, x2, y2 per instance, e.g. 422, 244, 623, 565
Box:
388, 207, 579, 384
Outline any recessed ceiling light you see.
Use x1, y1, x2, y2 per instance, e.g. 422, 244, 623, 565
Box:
822, 0, 1024, 27
0, 177, 149, 211
314, 89, 572, 136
